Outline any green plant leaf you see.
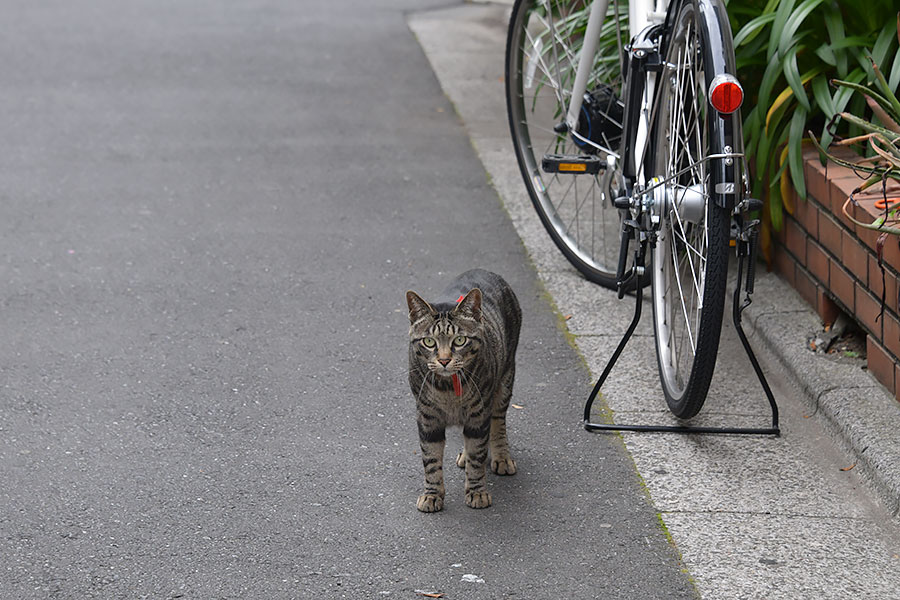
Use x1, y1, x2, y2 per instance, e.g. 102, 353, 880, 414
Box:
757, 51, 785, 122
766, 89, 793, 134
832, 69, 867, 114
744, 105, 762, 159
812, 75, 837, 149
763, 125, 790, 232
768, 0, 797, 60
823, 6, 848, 76
828, 36, 890, 52
870, 135, 900, 169
811, 75, 836, 117
848, 92, 867, 143
771, 145, 791, 181
789, 106, 809, 199
783, 46, 810, 111
757, 119, 780, 180
815, 42, 836, 67
734, 12, 777, 47
866, 95, 900, 134
833, 77, 899, 123
871, 57, 900, 121
778, 0, 827, 59
872, 20, 897, 70
890, 45, 900, 92
838, 111, 900, 142
769, 183, 783, 231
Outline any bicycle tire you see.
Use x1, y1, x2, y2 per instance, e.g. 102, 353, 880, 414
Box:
505, 0, 626, 289
649, 0, 739, 419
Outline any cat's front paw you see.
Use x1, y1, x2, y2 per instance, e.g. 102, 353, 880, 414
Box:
417, 494, 444, 513
455, 452, 465, 469
465, 490, 492, 509
491, 456, 517, 475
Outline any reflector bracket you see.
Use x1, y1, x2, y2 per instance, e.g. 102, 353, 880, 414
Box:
708, 74, 743, 114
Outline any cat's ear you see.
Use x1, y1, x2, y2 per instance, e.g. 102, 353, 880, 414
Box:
406, 291, 435, 323
454, 288, 482, 321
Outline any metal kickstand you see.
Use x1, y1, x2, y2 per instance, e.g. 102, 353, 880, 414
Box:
582, 216, 781, 436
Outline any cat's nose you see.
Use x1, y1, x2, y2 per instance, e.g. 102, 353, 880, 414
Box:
437, 358, 451, 367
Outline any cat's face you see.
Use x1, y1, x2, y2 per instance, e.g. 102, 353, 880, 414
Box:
406, 289, 483, 378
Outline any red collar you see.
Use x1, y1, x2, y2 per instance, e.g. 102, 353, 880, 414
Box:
451, 294, 466, 396
451, 373, 462, 396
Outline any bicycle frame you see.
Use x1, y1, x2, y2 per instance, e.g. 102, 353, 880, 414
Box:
564, 0, 666, 176
565, 0, 743, 212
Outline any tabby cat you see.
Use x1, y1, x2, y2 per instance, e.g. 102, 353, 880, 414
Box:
406, 269, 521, 512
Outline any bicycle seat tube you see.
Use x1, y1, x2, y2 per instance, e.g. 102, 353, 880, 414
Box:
563, 0, 611, 132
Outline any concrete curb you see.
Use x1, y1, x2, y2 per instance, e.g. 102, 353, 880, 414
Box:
743, 271, 900, 519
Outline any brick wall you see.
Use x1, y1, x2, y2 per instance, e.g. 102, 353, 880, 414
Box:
772, 148, 900, 399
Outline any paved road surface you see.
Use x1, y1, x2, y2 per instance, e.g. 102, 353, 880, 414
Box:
0, 1, 695, 598
409, 3, 900, 599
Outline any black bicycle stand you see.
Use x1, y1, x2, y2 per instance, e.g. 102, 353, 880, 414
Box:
582, 229, 781, 436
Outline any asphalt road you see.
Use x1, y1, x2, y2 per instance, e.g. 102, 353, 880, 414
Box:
1, 1, 695, 598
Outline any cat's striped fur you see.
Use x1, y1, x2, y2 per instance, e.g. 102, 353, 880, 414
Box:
406, 269, 521, 512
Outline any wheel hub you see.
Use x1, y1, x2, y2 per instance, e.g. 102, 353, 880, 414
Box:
650, 181, 705, 226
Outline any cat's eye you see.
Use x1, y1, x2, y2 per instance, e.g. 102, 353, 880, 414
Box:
453, 336, 468, 346
421, 337, 436, 348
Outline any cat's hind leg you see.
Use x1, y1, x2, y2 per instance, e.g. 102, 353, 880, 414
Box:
489, 367, 517, 476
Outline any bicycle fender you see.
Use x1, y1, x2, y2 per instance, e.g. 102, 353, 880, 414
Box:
695, 0, 743, 212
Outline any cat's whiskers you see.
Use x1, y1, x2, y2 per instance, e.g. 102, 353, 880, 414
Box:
414, 369, 433, 404
459, 366, 485, 403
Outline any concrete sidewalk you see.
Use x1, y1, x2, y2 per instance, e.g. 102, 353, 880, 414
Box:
410, 2, 900, 598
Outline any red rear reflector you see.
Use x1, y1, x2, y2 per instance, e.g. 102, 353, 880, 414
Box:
708, 74, 743, 114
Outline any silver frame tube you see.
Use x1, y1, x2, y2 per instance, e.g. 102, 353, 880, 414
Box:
564, 0, 610, 130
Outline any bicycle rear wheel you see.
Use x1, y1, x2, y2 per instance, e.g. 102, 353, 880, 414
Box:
649, 0, 737, 419
505, 0, 626, 288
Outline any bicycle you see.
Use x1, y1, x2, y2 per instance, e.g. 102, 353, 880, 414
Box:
506, 0, 778, 430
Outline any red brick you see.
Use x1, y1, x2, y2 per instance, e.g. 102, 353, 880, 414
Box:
867, 255, 899, 317
785, 217, 808, 265
795, 266, 818, 309
867, 335, 896, 394
773, 245, 797, 287
828, 173, 860, 215
807, 239, 830, 285
841, 230, 869, 285
884, 311, 900, 363
856, 284, 884, 340
856, 225, 881, 255
788, 196, 808, 234
805, 154, 829, 206
856, 228, 900, 272
830, 262, 855, 313
882, 235, 900, 272
835, 189, 862, 233
852, 194, 884, 230
817, 290, 841, 326
796, 196, 820, 238
817, 212, 843, 260
828, 145, 861, 163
